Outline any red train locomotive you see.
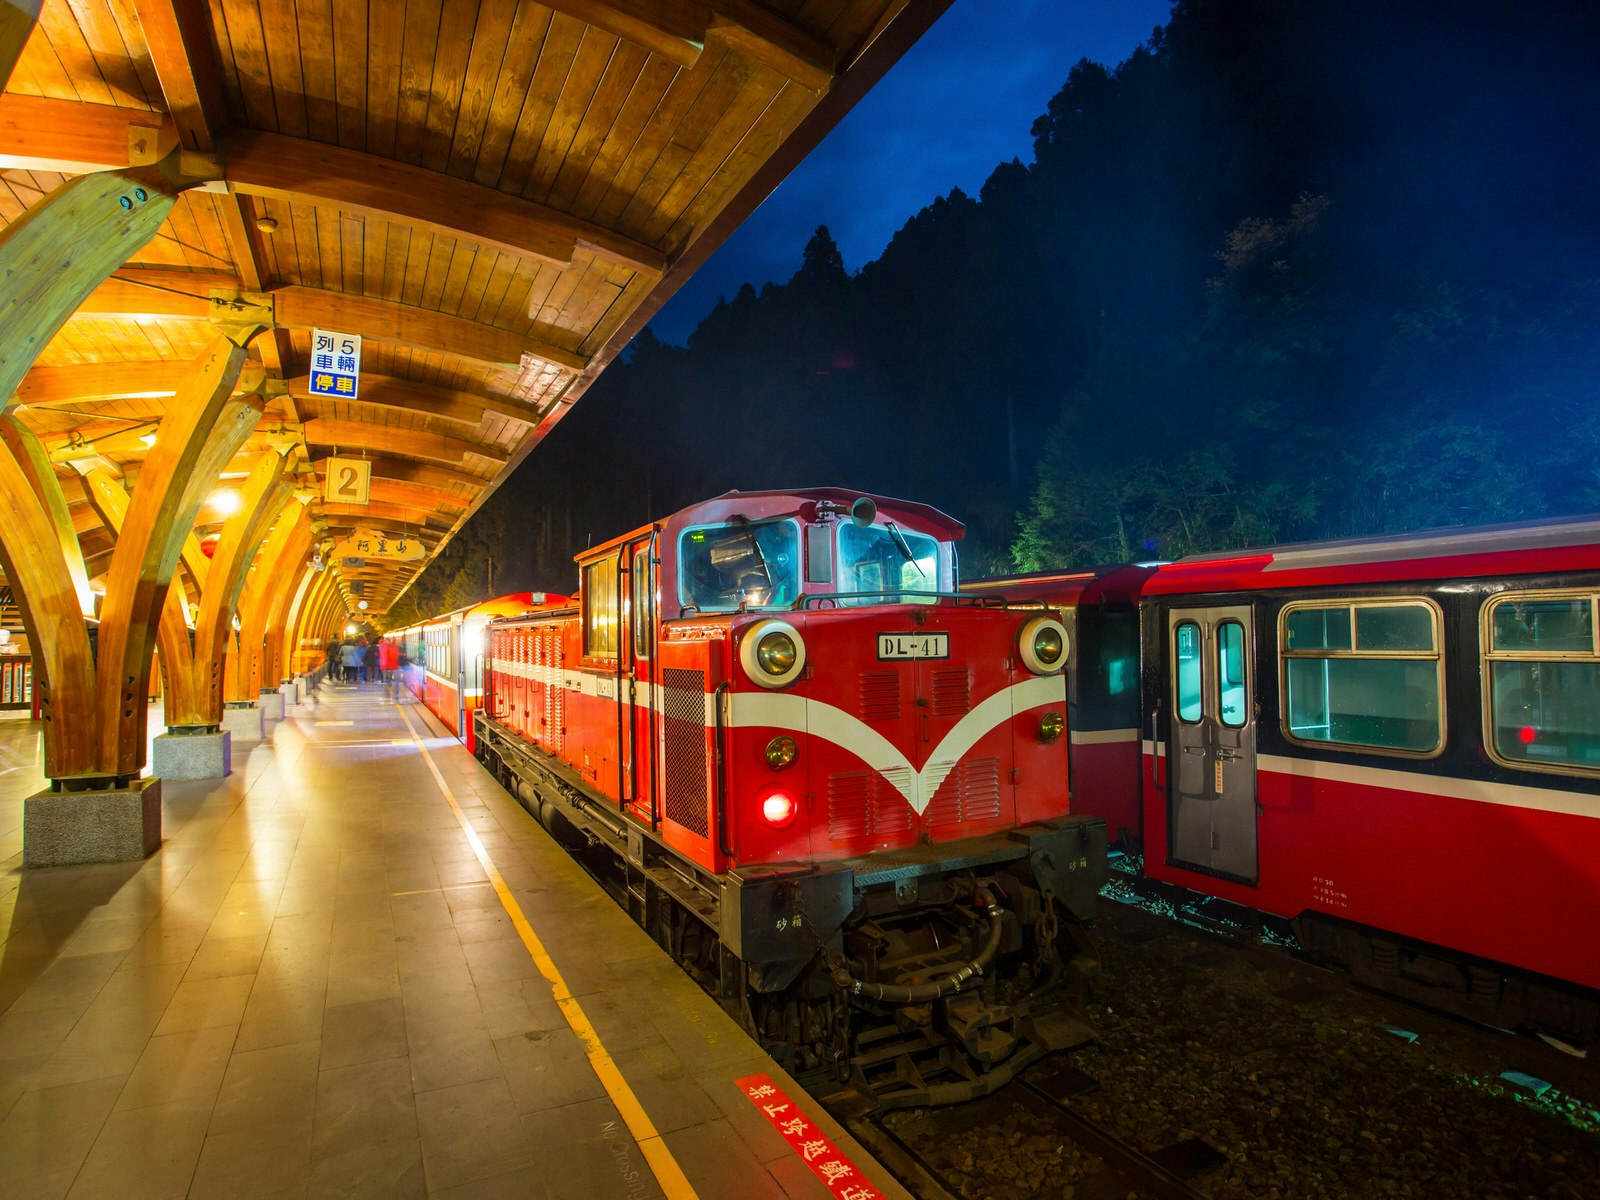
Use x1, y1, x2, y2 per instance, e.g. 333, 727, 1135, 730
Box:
468, 488, 1107, 1107
973, 518, 1600, 1050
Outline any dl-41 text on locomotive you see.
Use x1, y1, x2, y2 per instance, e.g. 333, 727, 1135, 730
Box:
467, 488, 1107, 1109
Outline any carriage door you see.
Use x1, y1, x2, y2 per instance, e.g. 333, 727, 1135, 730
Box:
624, 539, 657, 821
1167, 607, 1258, 881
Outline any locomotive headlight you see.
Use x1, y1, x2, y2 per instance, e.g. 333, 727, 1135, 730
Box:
1018, 615, 1069, 675
739, 619, 806, 688
765, 735, 799, 770
1039, 711, 1065, 743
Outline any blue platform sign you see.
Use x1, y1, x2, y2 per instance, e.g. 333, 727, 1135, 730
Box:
308, 328, 361, 399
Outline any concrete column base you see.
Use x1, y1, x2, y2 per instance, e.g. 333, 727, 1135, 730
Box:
259, 689, 285, 720
221, 703, 264, 741
152, 730, 232, 780
24, 778, 162, 865
279, 680, 296, 710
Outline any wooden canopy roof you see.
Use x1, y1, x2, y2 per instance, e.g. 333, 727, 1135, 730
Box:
0, 0, 948, 618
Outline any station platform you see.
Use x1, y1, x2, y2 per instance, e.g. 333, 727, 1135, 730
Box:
0, 682, 910, 1199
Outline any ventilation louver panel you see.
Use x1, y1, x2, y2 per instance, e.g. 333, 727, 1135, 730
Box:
929, 667, 971, 717
827, 767, 913, 844
859, 671, 900, 722
662, 668, 709, 837
922, 757, 1003, 829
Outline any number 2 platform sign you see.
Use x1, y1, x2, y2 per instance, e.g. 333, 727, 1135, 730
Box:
308, 328, 361, 399
325, 457, 371, 506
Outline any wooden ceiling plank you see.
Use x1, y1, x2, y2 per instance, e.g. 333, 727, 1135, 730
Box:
329, 0, 368, 149
442, 0, 525, 179
542, 39, 650, 211
202, 0, 250, 118
74, 278, 213, 320
495, 13, 589, 199
398, 225, 435, 309
363, 0, 404, 157
288, 371, 536, 428
618, 53, 755, 235
587, 44, 722, 230
254, 0, 309, 136
420, 0, 495, 173
313, 452, 478, 494
521, 24, 622, 205
294, 0, 338, 138
416, 232, 458, 312
55, 0, 147, 108
214, 0, 277, 129
392, 0, 445, 166
289, 199, 323, 288
470, 3, 554, 189
10, 10, 64, 99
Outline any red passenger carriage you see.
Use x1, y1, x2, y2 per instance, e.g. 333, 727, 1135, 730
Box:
979, 518, 1600, 1049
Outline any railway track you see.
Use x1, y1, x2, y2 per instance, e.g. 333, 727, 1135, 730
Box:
846, 1058, 1227, 1200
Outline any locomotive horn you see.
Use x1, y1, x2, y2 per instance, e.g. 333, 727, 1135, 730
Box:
850, 496, 877, 527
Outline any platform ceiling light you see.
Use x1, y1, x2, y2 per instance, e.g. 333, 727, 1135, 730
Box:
358, 600, 369, 611
208, 489, 243, 517
139, 432, 157, 448
256, 216, 278, 233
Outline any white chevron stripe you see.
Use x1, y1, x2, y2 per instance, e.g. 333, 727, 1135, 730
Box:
729, 674, 1066, 814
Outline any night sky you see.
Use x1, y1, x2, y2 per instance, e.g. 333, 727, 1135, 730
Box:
648, 0, 1173, 346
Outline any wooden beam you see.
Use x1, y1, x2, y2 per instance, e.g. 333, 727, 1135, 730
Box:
322, 501, 454, 529
367, 480, 470, 511
128, 0, 229, 153
93, 334, 265, 774
73, 278, 213, 321
311, 453, 480, 495
226, 130, 665, 277
288, 373, 542, 429
0, 155, 191, 413
274, 287, 588, 374
15, 361, 193, 405
542, 1, 835, 90
301, 419, 508, 469
0, 93, 176, 174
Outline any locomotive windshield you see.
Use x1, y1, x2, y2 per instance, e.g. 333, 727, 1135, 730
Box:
678, 519, 799, 612
837, 521, 941, 605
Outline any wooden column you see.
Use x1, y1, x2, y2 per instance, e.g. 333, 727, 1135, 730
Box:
232, 502, 312, 698
185, 450, 292, 723
92, 331, 266, 775
0, 418, 96, 776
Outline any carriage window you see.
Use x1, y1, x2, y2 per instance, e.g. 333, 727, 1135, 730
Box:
1281, 599, 1442, 755
1174, 621, 1203, 723
1217, 621, 1247, 727
584, 556, 620, 659
1484, 592, 1600, 775
678, 520, 799, 612
837, 522, 941, 606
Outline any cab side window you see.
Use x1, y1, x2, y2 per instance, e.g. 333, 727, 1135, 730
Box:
584, 557, 620, 659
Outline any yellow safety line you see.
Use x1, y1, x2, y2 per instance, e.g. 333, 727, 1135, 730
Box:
394, 704, 699, 1200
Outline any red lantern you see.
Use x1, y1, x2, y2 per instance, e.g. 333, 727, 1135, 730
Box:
200, 533, 220, 559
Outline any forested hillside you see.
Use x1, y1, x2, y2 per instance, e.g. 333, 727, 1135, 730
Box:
386, 0, 1600, 625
